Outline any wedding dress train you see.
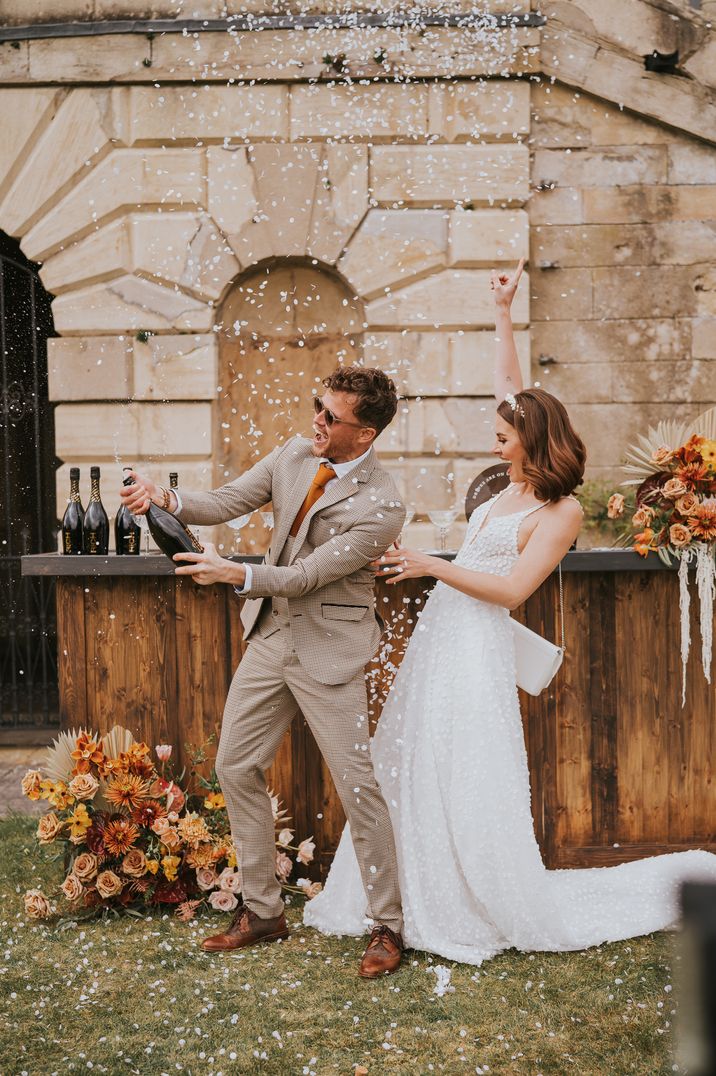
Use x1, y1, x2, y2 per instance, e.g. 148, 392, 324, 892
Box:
304, 492, 716, 964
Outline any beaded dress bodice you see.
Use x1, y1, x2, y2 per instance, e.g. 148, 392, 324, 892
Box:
454, 491, 544, 577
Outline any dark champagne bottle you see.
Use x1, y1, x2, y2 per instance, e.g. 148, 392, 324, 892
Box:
83, 466, 109, 555
61, 467, 84, 554
145, 499, 204, 561
169, 471, 179, 489
115, 470, 141, 555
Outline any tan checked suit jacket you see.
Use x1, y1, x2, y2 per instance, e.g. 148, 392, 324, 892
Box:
177, 437, 406, 684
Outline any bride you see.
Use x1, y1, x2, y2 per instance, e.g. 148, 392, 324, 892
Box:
304, 260, 716, 965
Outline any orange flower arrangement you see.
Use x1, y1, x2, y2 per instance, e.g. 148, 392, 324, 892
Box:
609, 426, 716, 698
609, 433, 716, 561
20, 727, 319, 922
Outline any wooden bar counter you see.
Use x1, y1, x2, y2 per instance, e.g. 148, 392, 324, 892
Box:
22, 550, 716, 876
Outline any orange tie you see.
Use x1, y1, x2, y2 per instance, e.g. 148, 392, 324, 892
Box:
289, 463, 337, 537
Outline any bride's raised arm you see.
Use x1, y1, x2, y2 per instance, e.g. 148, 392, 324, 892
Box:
491, 258, 525, 402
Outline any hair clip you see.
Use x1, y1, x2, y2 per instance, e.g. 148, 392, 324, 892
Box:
505, 392, 525, 417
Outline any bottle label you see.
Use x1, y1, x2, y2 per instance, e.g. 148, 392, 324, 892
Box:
126, 533, 137, 554
63, 533, 72, 554
88, 533, 98, 554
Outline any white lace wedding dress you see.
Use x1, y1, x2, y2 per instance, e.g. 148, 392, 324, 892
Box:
304, 492, 716, 964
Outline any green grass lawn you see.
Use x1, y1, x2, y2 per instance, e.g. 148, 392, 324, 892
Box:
0, 815, 680, 1075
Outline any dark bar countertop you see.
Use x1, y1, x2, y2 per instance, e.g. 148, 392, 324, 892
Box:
22, 549, 670, 576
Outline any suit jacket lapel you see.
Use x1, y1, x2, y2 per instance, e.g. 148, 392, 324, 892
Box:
288, 449, 378, 562
270, 455, 317, 564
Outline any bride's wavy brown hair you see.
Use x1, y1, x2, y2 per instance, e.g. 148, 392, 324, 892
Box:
496, 388, 586, 502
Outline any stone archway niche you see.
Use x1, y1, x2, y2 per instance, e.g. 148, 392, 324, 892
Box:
216, 258, 364, 553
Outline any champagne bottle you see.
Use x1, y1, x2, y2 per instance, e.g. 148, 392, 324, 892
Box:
145, 495, 204, 561
61, 467, 84, 554
83, 466, 109, 555
115, 470, 141, 555
169, 471, 179, 489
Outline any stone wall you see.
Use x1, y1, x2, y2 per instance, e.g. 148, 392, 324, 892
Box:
530, 83, 716, 485
0, 0, 714, 545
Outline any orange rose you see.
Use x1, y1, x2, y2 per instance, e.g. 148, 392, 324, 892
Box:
607, 493, 625, 519
669, 523, 692, 548
73, 852, 98, 882
95, 870, 123, 899
21, 770, 43, 801
24, 889, 52, 919
662, 477, 688, 500
37, 812, 63, 844
121, 849, 148, 878
306, 882, 323, 899
60, 873, 83, 903
651, 445, 675, 466
632, 506, 654, 528
68, 772, 99, 801
675, 492, 699, 516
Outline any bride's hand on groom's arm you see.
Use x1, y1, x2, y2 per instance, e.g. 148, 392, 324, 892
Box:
371, 545, 439, 584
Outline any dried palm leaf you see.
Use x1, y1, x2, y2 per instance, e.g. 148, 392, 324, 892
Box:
685, 404, 716, 442
43, 727, 87, 784
101, 726, 136, 760
622, 406, 716, 486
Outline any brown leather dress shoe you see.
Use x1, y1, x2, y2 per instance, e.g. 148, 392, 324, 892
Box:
201, 903, 289, 953
358, 924, 404, 978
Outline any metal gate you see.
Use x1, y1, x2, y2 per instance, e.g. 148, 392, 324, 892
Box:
0, 232, 58, 741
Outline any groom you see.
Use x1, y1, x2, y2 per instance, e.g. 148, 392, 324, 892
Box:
122, 366, 405, 977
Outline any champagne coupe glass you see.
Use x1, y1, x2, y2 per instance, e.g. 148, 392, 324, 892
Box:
226, 512, 253, 554
399, 504, 416, 545
427, 506, 459, 553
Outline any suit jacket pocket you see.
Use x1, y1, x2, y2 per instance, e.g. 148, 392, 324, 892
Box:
321, 603, 369, 622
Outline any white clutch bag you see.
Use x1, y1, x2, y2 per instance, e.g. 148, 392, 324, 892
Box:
511, 564, 565, 696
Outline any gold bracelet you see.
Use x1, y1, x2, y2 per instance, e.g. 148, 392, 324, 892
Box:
160, 486, 170, 511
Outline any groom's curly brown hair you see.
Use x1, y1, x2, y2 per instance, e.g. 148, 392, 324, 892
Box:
323, 365, 399, 434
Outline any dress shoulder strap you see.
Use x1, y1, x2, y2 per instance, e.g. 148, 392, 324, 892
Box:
520, 500, 548, 519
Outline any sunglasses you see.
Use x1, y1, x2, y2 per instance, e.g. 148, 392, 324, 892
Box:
312, 396, 368, 430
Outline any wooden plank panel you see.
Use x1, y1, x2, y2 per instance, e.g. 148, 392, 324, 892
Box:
588, 572, 618, 846
675, 573, 715, 842
614, 573, 650, 842
554, 572, 593, 849
554, 839, 716, 868
56, 578, 88, 729
641, 572, 674, 841
82, 576, 176, 750
174, 578, 229, 770
517, 574, 562, 866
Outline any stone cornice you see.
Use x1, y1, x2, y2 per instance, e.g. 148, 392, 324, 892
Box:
0, 1, 714, 146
